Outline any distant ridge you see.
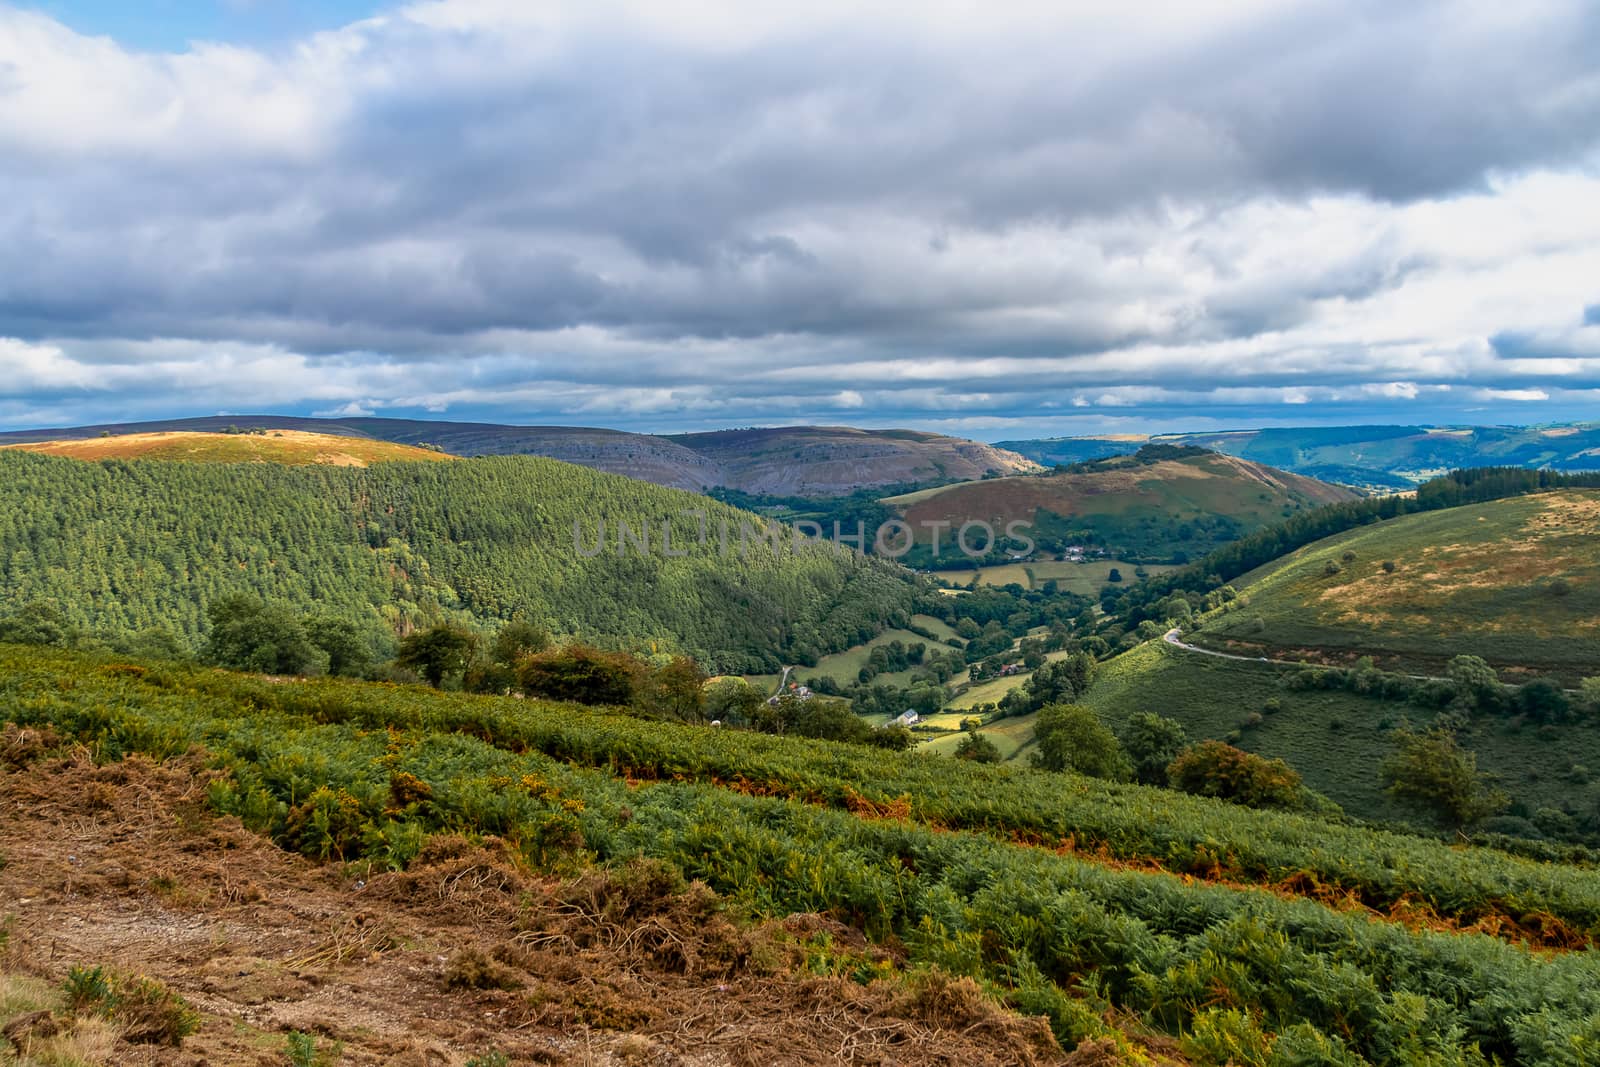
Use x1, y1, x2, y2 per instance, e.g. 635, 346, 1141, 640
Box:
0, 416, 1039, 495
999, 422, 1600, 490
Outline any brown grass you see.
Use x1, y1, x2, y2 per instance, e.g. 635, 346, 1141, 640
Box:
0, 749, 1101, 1065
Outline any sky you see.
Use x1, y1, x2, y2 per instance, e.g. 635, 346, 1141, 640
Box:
1, 0, 1598, 441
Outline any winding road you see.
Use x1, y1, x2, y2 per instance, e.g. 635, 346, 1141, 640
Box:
1161, 627, 1300, 666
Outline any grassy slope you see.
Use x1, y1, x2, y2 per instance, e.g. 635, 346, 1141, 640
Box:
12, 641, 1600, 1067
2, 430, 452, 466
1081, 641, 1416, 822
1198, 489, 1600, 680
1082, 639, 1600, 829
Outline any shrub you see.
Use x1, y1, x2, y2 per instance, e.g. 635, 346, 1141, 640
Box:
1381, 726, 1507, 829
518, 644, 642, 706
1516, 678, 1571, 724
63, 966, 201, 1046
1241, 712, 1264, 729
1031, 704, 1132, 781
1340, 550, 1357, 563
1168, 742, 1306, 810
286, 1030, 343, 1066
443, 948, 521, 991
954, 732, 1003, 764
1382, 560, 1397, 573
1118, 712, 1189, 787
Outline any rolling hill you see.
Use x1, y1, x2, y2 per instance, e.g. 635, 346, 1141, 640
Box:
0, 416, 1038, 495
1192, 487, 1600, 680
0, 429, 453, 467
665, 425, 1041, 495
0, 449, 920, 672
886, 445, 1360, 563
1000, 422, 1600, 491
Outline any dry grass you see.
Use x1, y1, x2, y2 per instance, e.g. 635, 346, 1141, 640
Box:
2, 431, 452, 467
0, 750, 1099, 1065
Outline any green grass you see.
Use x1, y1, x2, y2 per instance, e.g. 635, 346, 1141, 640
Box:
920, 710, 1043, 761
1199, 490, 1600, 681
1082, 639, 1600, 831
909, 614, 961, 642
788, 628, 943, 688
931, 559, 1172, 594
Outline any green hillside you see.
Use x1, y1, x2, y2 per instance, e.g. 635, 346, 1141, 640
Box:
7, 642, 1600, 1064
1196, 488, 1600, 679
0, 451, 918, 672
887, 445, 1358, 564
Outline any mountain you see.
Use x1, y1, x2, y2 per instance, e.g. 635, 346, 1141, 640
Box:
1194, 487, 1600, 681
0, 429, 452, 467
0, 416, 1039, 495
999, 422, 1600, 491
0, 449, 920, 672
884, 444, 1360, 563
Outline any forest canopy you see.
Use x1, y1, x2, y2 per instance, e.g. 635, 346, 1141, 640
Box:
0, 451, 922, 672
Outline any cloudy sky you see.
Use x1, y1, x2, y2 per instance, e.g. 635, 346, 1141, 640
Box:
2, 0, 1598, 439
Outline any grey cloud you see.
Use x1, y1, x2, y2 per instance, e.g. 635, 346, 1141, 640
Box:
2, 1, 1600, 431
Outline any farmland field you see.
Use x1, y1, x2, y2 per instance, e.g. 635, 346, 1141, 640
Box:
920, 710, 1043, 761
932, 558, 1174, 594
